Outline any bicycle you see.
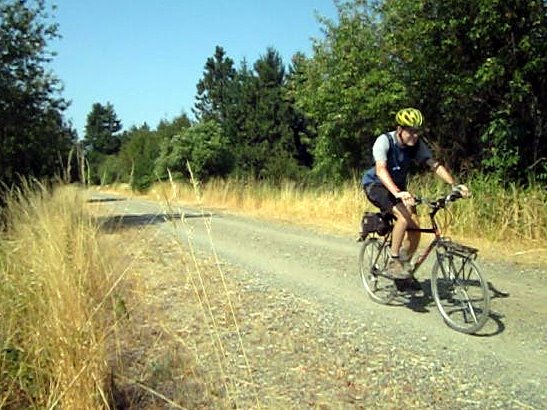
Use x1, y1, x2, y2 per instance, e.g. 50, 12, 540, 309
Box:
358, 189, 490, 334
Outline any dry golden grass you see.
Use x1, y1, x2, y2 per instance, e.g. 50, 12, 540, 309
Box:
3, 175, 539, 408
112, 175, 546, 266
0, 178, 261, 409
144, 178, 366, 236
0, 182, 127, 408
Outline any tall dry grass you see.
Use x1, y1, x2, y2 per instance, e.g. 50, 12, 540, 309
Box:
0, 177, 261, 408
143, 173, 546, 262
148, 177, 366, 235
404, 173, 546, 255
0, 181, 121, 408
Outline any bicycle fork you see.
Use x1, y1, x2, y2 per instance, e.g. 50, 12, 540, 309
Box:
436, 251, 480, 323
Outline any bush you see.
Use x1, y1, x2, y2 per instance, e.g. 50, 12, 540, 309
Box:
154, 120, 234, 183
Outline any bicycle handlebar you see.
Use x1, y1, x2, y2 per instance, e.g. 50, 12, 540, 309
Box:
415, 190, 464, 211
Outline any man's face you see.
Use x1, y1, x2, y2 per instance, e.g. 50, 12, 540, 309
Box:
399, 126, 420, 146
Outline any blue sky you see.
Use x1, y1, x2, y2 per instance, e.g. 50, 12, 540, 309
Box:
49, 1, 338, 138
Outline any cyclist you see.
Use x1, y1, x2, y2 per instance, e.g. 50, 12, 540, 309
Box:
361, 108, 468, 281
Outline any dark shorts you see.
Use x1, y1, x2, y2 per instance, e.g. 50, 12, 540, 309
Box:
364, 184, 400, 214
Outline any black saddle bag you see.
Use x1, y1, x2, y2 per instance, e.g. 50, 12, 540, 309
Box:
361, 212, 391, 236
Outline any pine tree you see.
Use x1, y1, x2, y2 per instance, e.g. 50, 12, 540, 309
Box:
84, 102, 122, 155
193, 46, 237, 124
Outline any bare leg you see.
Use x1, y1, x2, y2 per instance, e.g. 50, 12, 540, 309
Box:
391, 203, 420, 258
404, 212, 421, 257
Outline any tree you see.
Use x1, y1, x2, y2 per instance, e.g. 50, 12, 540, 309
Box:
153, 113, 193, 180
193, 46, 237, 124
193, 46, 306, 180
244, 47, 301, 179
156, 113, 192, 143
285, 52, 315, 169
292, 1, 406, 181
0, 0, 75, 187
380, 0, 547, 182
154, 121, 234, 182
187, 121, 234, 181
118, 124, 162, 191
83, 102, 122, 155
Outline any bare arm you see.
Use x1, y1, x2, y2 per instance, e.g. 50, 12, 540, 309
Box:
376, 161, 415, 204
426, 159, 455, 185
435, 164, 456, 185
375, 161, 401, 195
426, 159, 470, 195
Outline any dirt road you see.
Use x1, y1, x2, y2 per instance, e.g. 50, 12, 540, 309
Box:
91, 192, 546, 409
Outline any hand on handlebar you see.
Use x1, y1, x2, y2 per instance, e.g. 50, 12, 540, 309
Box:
452, 184, 471, 198
395, 191, 416, 206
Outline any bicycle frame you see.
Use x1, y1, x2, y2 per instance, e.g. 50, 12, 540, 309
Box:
406, 209, 442, 274
377, 201, 444, 276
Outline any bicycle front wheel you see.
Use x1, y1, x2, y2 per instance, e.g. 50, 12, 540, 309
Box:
359, 238, 396, 304
431, 253, 490, 334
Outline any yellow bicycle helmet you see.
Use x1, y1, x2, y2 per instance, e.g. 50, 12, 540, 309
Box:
395, 108, 424, 127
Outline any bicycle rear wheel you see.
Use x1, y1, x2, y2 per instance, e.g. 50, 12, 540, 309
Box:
431, 252, 490, 334
359, 238, 396, 304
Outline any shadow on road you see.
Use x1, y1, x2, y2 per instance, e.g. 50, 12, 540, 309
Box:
87, 197, 127, 203
95, 212, 210, 232
390, 279, 508, 337
473, 281, 510, 337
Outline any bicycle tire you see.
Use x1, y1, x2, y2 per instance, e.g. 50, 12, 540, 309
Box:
359, 238, 396, 304
431, 252, 490, 334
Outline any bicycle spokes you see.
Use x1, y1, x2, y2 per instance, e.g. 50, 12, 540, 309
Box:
432, 252, 490, 334
359, 238, 397, 304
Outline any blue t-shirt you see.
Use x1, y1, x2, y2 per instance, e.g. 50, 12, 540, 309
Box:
362, 131, 432, 190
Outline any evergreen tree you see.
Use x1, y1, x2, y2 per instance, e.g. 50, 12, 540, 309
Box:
193, 46, 237, 124
0, 0, 75, 187
223, 59, 257, 168
84, 102, 122, 155
245, 47, 299, 179
285, 52, 315, 169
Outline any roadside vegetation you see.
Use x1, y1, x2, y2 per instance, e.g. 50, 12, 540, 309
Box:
0, 182, 125, 408
136, 173, 546, 265
0, 180, 263, 409
1, 176, 544, 408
